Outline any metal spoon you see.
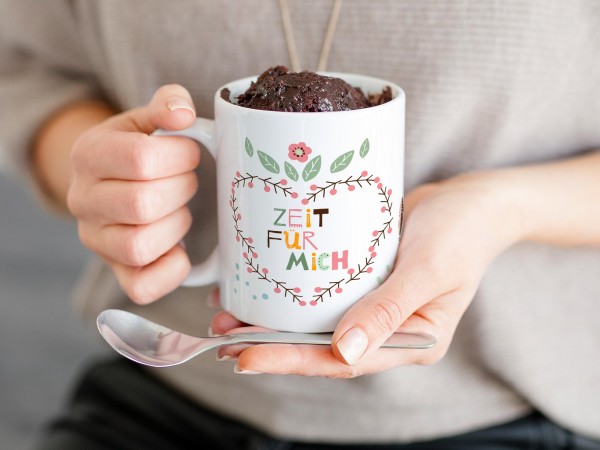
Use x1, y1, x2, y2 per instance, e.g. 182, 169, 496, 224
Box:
97, 309, 437, 368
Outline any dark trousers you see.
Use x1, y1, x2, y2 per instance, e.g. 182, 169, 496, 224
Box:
36, 358, 600, 450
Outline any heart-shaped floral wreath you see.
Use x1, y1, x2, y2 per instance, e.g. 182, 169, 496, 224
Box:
229, 138, 403, 307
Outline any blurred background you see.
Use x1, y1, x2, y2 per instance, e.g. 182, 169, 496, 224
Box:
0, 172, 109, 449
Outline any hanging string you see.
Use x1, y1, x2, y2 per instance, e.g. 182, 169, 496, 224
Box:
278, 0, 344, 72
317, 0, 343, 72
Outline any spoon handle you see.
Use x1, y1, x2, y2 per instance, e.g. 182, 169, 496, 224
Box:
225, 331, 436, 349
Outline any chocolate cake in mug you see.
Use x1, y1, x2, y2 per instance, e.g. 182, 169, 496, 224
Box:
222, 66, 392, 112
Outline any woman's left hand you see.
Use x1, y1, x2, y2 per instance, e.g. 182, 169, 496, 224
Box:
211, 170, 525, 377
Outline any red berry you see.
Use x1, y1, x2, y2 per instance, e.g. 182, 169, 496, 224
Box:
262, 268, 269, 274
291, 192, 298, 199
264, 186, 271, 192
274, 287, 281, 293
299, 301, 307, 306
371, 252, 377, 258
310, 184, 318, 191
247, 237, 254, 244
314, 287, 322, 293
381, 206, 387, 213
280, 179, 288, 185
252, 252, 258, 258
361, 170, 368, 177
248, 182, 254, 188
236, 171, 241, 177
377, 183, 383, 189
293, 287, 301, 293
247, 267, 253, 273
310, 300, 318, 306
387, 227, 392, 234
330, 188, 337, 195
366, 267, 373, 273
301, 198, 309, 205
347, 268, 355, 275
368, 246, 375, 252
374, 177, 380, 183
372, 230, 379, 236
348, 185, 355, 191
335, 287, 343, 294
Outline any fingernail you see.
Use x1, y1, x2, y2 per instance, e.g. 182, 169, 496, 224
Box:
234, 363, 262, 375
208, 326, 222, 337
217, 354, 238, 362
336, 327, 369, 366
166, 98, 195, 113
206, 289, 219, 309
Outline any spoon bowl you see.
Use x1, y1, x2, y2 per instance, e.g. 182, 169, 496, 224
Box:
97, 309, 437, 367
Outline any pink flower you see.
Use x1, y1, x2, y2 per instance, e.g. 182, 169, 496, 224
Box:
288, 142, 312, 163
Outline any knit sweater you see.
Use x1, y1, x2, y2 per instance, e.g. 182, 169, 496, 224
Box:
1, 0, 599, 443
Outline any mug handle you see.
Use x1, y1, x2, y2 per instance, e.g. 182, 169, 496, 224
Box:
152, 118, 220, 287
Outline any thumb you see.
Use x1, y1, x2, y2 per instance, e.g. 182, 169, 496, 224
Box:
331, 272, 424, 366
126, 84, 197, 134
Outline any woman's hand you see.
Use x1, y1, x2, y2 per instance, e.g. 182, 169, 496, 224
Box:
211, 170, 526, 376
66, 85, 201, 303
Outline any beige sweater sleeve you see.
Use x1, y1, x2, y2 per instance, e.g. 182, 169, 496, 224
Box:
0, 0, 101, 196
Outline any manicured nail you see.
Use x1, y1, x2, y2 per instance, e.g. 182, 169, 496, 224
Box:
233, 363, 262, 375
336, 327, 369, 366
207, 326, 218, 337
217, 354, 238, 362
166, 98, 195, 113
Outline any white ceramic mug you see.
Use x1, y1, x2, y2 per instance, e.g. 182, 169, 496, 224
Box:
156, 73, 405, 332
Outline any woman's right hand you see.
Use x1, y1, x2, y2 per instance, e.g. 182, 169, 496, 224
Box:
67, 85, 201, 304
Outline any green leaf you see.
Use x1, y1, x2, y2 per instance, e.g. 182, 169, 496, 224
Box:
284, 161, 299, 181
329, 150, 355, 173
245, 138, 254, 157
257, 150, 280, 174
359, 138, 370, 158
302, 156, 321, 181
